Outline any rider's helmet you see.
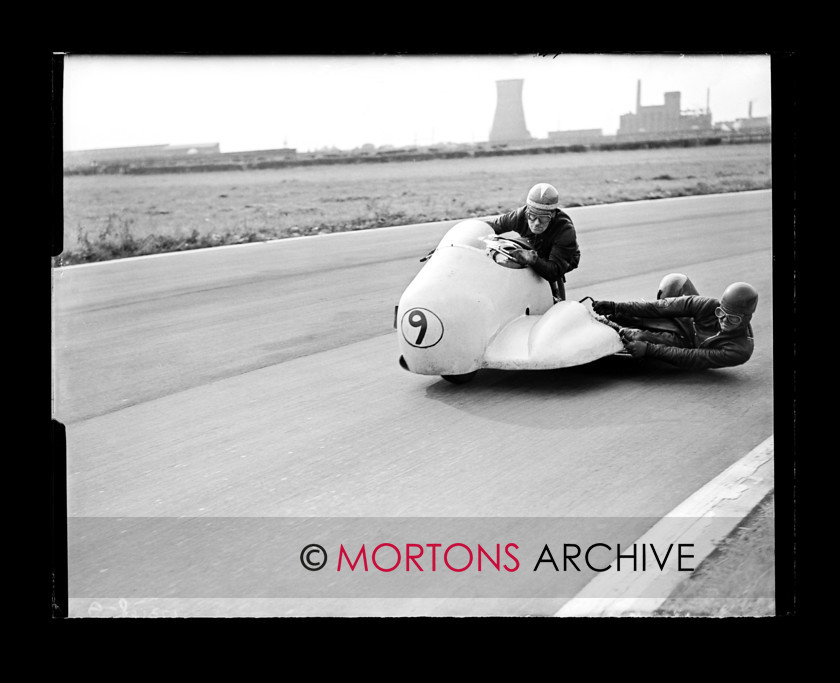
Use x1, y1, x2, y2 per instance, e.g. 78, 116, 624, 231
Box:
526, 183, 560, 214
721, 282, 758, 315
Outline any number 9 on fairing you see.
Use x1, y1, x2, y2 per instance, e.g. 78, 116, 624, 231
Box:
400, 307, 444, 348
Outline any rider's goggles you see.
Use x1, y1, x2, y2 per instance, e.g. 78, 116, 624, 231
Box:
526, 211, 551, 223
715, 307, 743, 325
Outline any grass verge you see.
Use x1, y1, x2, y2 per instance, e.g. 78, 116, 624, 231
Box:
58, 144, 772, 265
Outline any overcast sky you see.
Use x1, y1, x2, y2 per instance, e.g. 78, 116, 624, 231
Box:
61, 53, 772, 154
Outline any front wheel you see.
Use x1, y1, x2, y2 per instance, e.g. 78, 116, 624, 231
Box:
441, 371, 478, 385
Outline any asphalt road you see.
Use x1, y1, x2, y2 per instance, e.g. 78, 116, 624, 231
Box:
53, 190, 774, 617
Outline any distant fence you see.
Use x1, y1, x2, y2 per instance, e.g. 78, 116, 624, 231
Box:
63, 132, 771, 177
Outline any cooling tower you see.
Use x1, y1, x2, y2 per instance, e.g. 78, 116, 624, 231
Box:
489, 79, 532, 143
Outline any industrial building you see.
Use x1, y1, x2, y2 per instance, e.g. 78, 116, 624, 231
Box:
63, 143, 221, 167
488, 77, 739, 147
546, 129, 604, 145
715, 102, 771, 135
617, 80, 712, 136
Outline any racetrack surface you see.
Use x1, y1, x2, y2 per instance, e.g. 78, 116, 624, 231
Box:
53, 190, 774, 617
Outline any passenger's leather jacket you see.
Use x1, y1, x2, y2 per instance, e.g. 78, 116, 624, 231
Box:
615, 295, 754, 370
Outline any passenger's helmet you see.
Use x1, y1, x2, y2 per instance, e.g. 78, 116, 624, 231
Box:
721, 282, 758, 315
526, 183, 560, 213
657, 273, 700, 299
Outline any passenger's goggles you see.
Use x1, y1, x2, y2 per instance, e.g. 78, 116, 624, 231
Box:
715, 307, 743, 325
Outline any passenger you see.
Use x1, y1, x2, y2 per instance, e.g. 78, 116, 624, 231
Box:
486, 182, 581, 301
592, 277, 758, 370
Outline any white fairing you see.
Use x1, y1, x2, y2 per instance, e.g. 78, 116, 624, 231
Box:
483, 301, 625, 369
396, 219, 623, 376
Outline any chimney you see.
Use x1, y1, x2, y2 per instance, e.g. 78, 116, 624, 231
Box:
749, 101, 753, 118
637, 79, 641, 112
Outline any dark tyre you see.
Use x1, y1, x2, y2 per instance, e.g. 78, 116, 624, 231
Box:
441, 371, 478, 385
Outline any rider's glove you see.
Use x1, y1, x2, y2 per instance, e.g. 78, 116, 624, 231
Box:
592, 300, 616, 315
624, 339, 648, 358
513, 249, 537, 266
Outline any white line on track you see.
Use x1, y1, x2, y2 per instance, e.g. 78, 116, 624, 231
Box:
55, 190, 771, 270
554, 434, 774, 617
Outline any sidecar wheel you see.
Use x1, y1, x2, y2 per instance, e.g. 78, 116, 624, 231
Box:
441, 371, 478, 385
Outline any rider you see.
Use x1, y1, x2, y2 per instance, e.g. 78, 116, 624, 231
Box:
592, 277, 758, 370
486, 182, 580, 301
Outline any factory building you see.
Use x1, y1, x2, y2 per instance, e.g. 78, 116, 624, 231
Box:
617, 80, 712, 136
64, 143, 221, 166
489, 79, 532, 144
546, 129, 604, 145
715, 102, 771, 134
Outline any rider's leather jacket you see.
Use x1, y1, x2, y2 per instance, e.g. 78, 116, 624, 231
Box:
488, 207, 581, 287
614, 295, 755, 370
